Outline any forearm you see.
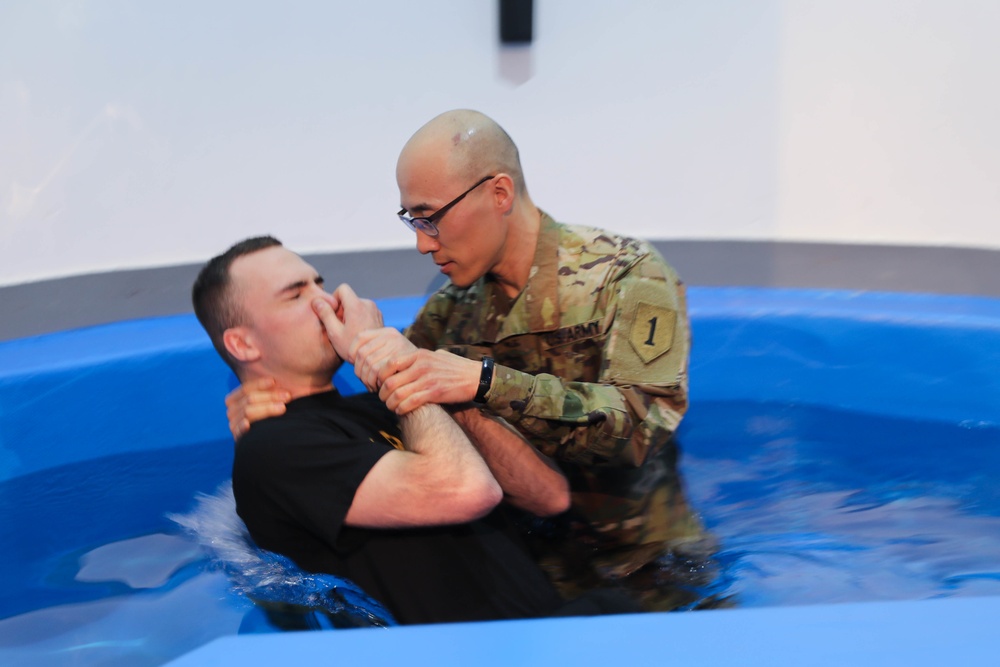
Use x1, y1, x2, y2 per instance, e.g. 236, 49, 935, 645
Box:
451, 406, 570, 517
398, 404, 501, 503
343, 402, 502, 529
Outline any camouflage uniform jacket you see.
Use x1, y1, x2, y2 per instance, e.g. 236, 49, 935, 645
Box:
406, 213, 704, 578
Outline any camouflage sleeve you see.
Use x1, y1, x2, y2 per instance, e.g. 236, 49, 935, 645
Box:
484, 254, 690, 468
404, 291, 455, 349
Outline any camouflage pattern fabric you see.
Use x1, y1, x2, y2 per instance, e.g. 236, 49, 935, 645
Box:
406, 213, 712, 606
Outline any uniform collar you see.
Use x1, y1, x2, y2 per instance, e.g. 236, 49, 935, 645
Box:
483, 210, 562, 339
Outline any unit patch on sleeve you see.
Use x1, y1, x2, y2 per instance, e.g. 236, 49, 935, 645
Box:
628, 301, 676, 364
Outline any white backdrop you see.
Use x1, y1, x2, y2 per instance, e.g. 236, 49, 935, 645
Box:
2, 0, 998, 287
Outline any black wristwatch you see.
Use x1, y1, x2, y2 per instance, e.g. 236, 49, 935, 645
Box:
474, 356, 495, 404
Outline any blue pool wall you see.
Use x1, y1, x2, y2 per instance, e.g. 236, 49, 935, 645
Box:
2, 287, 998, 483
2, 286, 1000, 667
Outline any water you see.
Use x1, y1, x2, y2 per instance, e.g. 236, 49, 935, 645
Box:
680, 401, 1000, 606
0, 442, 242, 667
2, 403, 999, 666
168, 480, 396, 630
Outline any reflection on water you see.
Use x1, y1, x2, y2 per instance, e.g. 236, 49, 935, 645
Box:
693, 484, 1000, 605
0, 536, 244, 667
76, 534, 202, 589
679, 401, 1000, 607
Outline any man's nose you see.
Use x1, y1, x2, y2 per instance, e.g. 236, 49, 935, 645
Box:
415, 229, 440, 255
308, 283, 331, 301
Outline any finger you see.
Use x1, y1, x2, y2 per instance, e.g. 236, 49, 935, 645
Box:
378, 349, 418, 386
351, 328, 393, 375
227, 391, 249, 438
228, 410, 242, 438
243, 388, 292, 404
361, 342, 397, 391
391, 387, 433, 415
353, 352, 378, 391
313, 298, 347, 351
379, 382, 400, 411
229, 377, 282, 407
231, 376, 276, 399
350, 328, 390, 364
225, 385, 247, 410
229, 400, 285, 438
379, 351, 423, 394
378, 363, 407, 397
379, 363, 425, 407
375, 354, 397, 384
312, 297, 342, 332
228, 377, 285, 441
374, 355, 400, 387
325, 292, 344, 322
245, 376, 278, 390
332, 283, 361, 313
335, 283, 383, 330
246, 401, 287, 423
363, 338, 396, 377
227, 396, 243, 420
347, 332, 366, 364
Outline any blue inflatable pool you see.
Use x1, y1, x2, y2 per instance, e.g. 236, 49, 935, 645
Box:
1, 288, 997, 666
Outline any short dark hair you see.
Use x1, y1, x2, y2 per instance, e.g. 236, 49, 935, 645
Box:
192, 235, 283, 373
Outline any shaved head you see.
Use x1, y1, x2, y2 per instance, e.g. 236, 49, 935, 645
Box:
397, 110, 542, 296
399, 109, 526, 195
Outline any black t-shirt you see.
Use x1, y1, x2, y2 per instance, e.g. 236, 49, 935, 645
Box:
233, 390, 565, 625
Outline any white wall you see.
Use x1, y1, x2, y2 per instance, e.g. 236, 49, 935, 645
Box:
1, 0, 998, 287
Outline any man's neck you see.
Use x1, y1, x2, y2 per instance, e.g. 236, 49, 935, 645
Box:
243, 370, 336, 402
286, 380, 335, 401
489, 204, 542, 299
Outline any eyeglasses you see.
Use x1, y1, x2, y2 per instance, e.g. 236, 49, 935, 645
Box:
397, 175, 496, 237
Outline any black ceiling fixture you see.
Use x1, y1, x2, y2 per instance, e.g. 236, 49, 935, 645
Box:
499, 0, 533, 44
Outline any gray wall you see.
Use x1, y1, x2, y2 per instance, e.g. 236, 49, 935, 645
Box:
3, 241, 998, 342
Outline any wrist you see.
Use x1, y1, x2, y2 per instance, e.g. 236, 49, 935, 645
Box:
473, 356, 494, 404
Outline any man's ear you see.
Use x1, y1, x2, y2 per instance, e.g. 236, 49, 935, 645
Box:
223, 326, 261, 363
492, 173, 516, 213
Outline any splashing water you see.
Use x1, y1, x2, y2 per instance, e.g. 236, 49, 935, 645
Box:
167, 481, 396, 629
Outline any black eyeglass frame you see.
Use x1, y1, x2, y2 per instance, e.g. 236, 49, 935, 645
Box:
397, 175, 496, 237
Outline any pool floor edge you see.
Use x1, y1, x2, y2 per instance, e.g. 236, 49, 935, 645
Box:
164, 595, 1000, 666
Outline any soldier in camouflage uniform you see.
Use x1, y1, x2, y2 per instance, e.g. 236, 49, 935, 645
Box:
380, 110, 717, 609
403, 214, 712, 608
